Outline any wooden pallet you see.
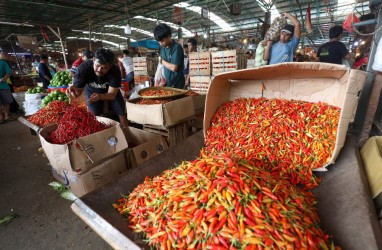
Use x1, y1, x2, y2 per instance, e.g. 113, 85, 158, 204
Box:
134, 75, 150, 84
143, 122, 188, 147
211, 50, 237, 75
189, 51, 211, 76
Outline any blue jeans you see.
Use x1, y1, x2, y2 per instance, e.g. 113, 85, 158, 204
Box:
125, 72, 134, 89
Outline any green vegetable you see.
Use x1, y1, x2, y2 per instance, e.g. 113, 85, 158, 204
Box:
0, 214, 19, 225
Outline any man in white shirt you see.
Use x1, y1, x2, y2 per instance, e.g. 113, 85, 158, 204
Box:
119, 50, 134, 89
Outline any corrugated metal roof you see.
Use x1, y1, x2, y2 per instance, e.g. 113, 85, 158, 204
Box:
0, 0, 374, 52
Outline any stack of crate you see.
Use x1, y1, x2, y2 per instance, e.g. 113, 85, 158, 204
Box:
133, 57, 149, 84
211, 50, 237, 75
189, 51, 212, 94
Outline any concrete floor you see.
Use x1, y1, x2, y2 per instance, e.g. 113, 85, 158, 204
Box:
0, 117, 112, 250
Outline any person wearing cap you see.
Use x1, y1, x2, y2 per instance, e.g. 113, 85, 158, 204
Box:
317, 26, 351, 65
154, 23, 185, 89
119, 50, 134, 90
68, 48, 129, 128
38, 54, 53, 89
263, 12, 301, 65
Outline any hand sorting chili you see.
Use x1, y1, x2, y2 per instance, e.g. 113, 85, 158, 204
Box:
48, 105, 110, 144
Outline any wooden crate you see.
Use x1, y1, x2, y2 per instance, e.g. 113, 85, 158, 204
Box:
133, 57, 148, 76
190, 76, 211, 94
236, 49, 247, 70
143, 122, 188, 147
189, 51, 211, 76
134, 75, 150, 84
211, 50, 237, 75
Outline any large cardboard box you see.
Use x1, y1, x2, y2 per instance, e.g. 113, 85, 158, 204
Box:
39, 117, 128, 174
126, 96, 195, 127
123, 127, 169, 169
203, 63, 367, 169
192, 94, 206, 114
52, 152, 127, 197
360, 136, 382, 218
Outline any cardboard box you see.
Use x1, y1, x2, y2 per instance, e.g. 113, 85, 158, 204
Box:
126, 96, 195, 127
360, 136, 382, 217
52, 152, 127, 197
123, 127, 169, 169
39, 117, 128, 174
191, 94, 206, 114
203, 62, 367, 169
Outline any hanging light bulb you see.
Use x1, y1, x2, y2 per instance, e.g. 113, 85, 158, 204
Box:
124, 23, 131, 35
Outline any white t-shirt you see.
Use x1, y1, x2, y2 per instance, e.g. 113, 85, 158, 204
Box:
121, 57, 134, 75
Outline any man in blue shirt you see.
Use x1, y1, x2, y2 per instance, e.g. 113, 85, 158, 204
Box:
154, 23, 185, 89
263, 12, 301, 65
38, 54, 52, 88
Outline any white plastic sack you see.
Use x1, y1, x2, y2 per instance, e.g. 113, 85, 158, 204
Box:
372, 37, 382, 72
129, 84, 146, 99
25, 93, 44, 101
24, 93, 43, 115
12, 92, 26, 112
154, 62, 166, 87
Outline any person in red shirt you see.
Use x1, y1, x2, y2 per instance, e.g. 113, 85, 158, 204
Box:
70, 49, 94, 77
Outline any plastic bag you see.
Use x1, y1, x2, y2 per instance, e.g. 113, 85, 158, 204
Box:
154, 62, 166, 87
342, 13, 359, 33
372, 37, 382, 72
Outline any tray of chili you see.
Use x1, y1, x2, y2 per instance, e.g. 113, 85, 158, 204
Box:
138, 87, 187, 99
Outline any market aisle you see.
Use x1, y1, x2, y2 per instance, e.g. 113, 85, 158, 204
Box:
0, 119, 112, 250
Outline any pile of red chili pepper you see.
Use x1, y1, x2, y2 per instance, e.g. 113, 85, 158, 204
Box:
48, 105, 110, 144
114, 154, 335, 250
186, 90, 200, 96
27, 100, 69, 127
136, 99, 174, 105
204, 98, 340, 188
141, 88, 179, 97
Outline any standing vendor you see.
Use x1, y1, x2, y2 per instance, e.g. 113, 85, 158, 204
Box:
38, 54, 53, 89
154, 23, 185, 89
67, 48, 128, 128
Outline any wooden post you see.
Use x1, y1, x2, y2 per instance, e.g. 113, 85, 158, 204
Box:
47, 25, 68, 69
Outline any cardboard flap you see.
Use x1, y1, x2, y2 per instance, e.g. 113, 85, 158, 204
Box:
163, 96, 195, 126
126, 100, 164, 125
361, 137, 382, 198
74, 123, 128, 164
38, 124, 72, 169
131, 137, 168, 166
